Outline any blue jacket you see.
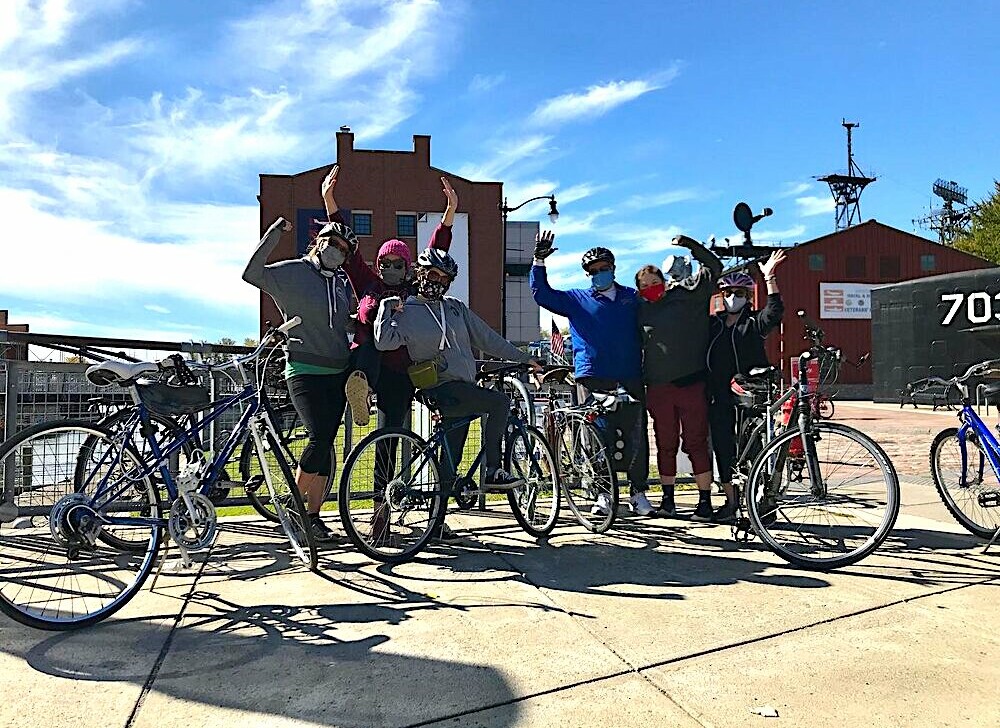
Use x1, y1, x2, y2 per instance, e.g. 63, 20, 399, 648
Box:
530, 264, 642, 381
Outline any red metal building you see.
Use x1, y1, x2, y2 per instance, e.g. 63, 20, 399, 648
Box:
747, 221, 992, 390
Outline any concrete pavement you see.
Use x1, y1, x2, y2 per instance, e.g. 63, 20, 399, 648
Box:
1, 404, 998, 728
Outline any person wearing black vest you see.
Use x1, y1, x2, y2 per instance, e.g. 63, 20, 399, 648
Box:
636, 235, 723, 519
706, 251, 786, 522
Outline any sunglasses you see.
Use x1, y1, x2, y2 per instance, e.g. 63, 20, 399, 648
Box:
379, 259, 406, 271
587, 265, 613, 276
424, 269, 451, 283
721, 287, 749, 298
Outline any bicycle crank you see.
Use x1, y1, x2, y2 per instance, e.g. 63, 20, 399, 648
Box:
168, 493, 217, 551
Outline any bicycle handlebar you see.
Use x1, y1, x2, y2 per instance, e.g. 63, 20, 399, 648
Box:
905, 358, 1000, 395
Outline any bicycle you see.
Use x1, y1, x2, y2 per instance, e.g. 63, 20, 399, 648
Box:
732, 348, 900, 569
795, 309, 870, 420
538, 370, 633, 534
337, 362, 560, 563
478, 360, 536, 426
0, 318, 316, 630
917, 360, 1000, 546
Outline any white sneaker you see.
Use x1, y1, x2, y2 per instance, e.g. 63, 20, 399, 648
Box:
345, 370, 371, 427
629, 491, 655, 516
590, 492, 613, 516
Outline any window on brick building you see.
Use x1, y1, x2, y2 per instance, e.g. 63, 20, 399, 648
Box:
808, 254, 825, 271
351, 212, 372, 236
396, 213, 417, 238
921, 254, 937, 272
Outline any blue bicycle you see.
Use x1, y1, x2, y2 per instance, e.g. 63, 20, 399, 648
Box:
918, 360, 1000, 543
0, 318, 315, 630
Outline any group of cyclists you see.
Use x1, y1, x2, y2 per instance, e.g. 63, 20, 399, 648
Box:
243, 165, 786, 546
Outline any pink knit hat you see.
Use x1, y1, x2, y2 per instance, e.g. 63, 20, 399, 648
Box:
377, 239, 412, 266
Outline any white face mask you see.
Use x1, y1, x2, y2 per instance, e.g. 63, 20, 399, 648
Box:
317, 242, 346, 270
723, 294, 747, 313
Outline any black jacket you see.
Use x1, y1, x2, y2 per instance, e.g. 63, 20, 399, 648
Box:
707, 293, 784, 397
639, 238, 723, 386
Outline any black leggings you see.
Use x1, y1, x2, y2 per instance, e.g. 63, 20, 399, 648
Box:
431, 381, 511, 479
708, 394, 737, 483
286, 372, 348, 476
373, 367, 416, 492
577, 377, 649, 494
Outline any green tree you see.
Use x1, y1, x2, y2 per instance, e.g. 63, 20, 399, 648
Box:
243, 337, 258, 348
954, 181, 1000, 264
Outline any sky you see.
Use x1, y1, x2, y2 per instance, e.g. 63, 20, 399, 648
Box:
2, 0, 998, 344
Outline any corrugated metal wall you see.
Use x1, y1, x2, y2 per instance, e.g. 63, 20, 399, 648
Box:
759, 222, 993, 385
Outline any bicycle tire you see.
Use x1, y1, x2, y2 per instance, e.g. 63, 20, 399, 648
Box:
505, 425, 561, 537
745, 422, 899, 570
560, 416, 619, 533
250, 428, 317, 570
0, 420, 162, 630
929, 427, 1000, 539
338, 427, 445, 564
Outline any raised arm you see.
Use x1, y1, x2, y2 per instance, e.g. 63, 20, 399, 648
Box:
530, 231, 579, 317
243, 217, 290, 291
426, 177, 457, 252
322, 164, 377, 295
754, 250, 786, 334
673, 234, 723, 283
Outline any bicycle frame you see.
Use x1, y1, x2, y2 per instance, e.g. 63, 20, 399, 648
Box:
954, 404, 1000, 487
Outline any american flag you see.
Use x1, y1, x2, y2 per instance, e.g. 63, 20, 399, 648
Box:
550, 318, 565, 360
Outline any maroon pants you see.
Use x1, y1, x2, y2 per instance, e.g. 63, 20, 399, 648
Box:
646, 380, 712, 477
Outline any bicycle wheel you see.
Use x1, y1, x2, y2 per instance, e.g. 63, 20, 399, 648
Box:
559, 416, 619, 533
249, 428, 317, 570
745, 422, 899, 570
930, 427, 1000, 539
503, 375, 536, 427
0, 420, 162, 630
338, 427, 445, 563
240, 428, 328, 523
505, 425, 560, 537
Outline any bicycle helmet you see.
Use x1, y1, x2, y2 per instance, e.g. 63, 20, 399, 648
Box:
581, 247, 615, 270
718, 271, 755, 289
316, 220, 359, 254
416, 247, 459, 279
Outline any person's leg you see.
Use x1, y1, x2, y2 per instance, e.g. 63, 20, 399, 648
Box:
434, 381, 511, 477
647, 383, 681, 515
371, 367, 414, 544
677, 381, 718, 515
620, 379, 653, 514
704, 395, 737, 521
346, 343, 378, 427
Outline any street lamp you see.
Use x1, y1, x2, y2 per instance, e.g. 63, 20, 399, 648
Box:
499, 194, 559, 337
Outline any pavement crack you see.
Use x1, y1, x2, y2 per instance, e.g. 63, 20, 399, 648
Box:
122, 544, 215, 728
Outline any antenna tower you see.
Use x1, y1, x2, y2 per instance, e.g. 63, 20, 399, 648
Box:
914, 179, 974, 245
817, 120, 876, 230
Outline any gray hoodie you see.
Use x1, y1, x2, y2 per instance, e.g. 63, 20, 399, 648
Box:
374, 295, 530, 385
243, 218, 352, 370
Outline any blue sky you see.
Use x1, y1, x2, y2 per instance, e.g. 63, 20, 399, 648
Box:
2, 0, 997, 343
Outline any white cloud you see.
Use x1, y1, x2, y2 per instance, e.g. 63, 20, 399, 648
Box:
796, 195, 836, 217
623, 188, 710, 210
458, 135, 553, 180
608, 224, 686, 254
144, 304, 171, 315
779, 181, 813, 198
752, 224, 807, 241
550, 208, 614, 237
528, 67, 680, 127
468, 73, 505, 94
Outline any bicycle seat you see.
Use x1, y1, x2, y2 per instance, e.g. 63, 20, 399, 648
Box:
86, 360, 158, 386
748, 366, 777, 379
539, 367, 572, 385
982, 381, 1000, 404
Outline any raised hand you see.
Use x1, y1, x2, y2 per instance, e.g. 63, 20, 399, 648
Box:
671, 234, 699, 249
533, 230, 557, 261
759, 249, 787, 279
321, 164, 339, 200
442, 177, 458, 210
277, 218, 292, 232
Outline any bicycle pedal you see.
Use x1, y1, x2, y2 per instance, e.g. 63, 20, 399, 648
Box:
978, 491, 1000, 508
245, 475, 265, 493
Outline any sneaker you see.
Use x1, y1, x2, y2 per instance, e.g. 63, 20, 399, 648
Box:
309, 514, 340, 543
432, 522, 467, 543
757, 496, 778, 527
345, 370, 371, 427
713, 500, 737, 524
691, 499, 714, 522
590, 492, 613, 517
485, 468, 525, 488
658, 497, 677, 517
629, 491, 656, 516
370, 504, 391, 547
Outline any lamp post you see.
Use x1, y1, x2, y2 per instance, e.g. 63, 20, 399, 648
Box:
499, 195, 559, 337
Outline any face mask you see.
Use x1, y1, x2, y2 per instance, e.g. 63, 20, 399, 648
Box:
379, 261, 407, 286
724, 294, 748, 313
591, 270, 615, 292
417, 276, 449, 300
640, 283, 665, 302
318, 242, 346, 270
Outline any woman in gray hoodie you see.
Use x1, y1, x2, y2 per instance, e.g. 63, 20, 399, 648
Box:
243, 217, 355, 543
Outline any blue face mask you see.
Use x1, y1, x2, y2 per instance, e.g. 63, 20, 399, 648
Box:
591, 270, 615, 291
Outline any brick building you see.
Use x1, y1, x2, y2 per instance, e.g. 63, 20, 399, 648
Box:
0, 310, 28, 361
258, 132, 540, 343
735, 221, 993, 390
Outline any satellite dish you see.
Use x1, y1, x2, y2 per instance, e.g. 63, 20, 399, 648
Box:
733, 202, 754, 233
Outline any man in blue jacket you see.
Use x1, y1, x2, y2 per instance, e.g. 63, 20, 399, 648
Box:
530, 231, 653, 517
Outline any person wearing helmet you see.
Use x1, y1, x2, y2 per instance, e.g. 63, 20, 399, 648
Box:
635, 235, 723, 518
705, 250, 786, 522
530, 232, 652, 517
242, 214, 357, 544
375, 248, 542, 542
